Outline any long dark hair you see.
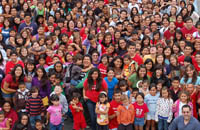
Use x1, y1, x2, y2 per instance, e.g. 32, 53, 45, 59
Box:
184, 64, 197, 84
25, 59, 35, 75
136, 64, 148, 80
87, 68, 102, 91
109, 56, 123, 70
11, 64, 25, 82
35, 66, 48, 90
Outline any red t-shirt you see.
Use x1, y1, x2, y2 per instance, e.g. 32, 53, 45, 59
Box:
83, 79, 108, 103
98, 63, 107, 78
5, 109, 18, 129
69, 102, 86, 124
133, 102, 149, 118
164, 30, 175, 40
132, 53, 143, 65
175, 21, 184, 29
181, 26, 197, 40
46, 56, 53, 66
5, 60, 24, 74
178, 55, 197, 68
108, 100, 121, 129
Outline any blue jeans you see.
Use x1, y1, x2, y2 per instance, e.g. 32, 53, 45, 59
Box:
30, 115, 41, 128
49, 123, 62, 130
86, 99, 97, 130
158, 118, 168, 130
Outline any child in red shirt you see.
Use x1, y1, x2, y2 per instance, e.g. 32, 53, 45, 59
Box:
69, 93, 86, 130
98, 54, 109, 79
133, 93, 149, 130
108, 89, 121, 130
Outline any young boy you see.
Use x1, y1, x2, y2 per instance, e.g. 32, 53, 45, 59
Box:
69, 93, 86, 130
117, 94, 135, 130
14, 82, 29, 114
108, 89, 122, 130
26, 87, 44, 129
170, 76, 181, 102
130, 88, 139, 104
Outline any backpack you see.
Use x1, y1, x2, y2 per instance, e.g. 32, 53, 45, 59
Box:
64, 64, 74, 83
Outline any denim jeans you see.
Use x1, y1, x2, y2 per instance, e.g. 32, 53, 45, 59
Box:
30, 115, 41, 128
158, 118, 168, 130
86, 99, 97, 130
49, 123, 62, 130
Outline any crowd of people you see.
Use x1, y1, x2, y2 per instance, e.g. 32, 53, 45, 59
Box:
0, 0, 200, 130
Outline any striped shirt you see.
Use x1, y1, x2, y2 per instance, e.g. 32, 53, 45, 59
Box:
26, 96, 44, 116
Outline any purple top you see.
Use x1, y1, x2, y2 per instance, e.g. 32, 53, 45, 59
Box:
31, 77, 51, 98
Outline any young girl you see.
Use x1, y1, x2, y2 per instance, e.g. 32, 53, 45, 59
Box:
69, 93, 86, 130
145, 84, 159, 130
46, 94, 63, 130
0, 108, 10, 130
104, 67, 118, 100
95, 91, 110, 130
130, 88, 139, 104
122, 54, 137, 80
133, 93, 149, 130
36, 54, 48, 68
98, 54, 109, 78
172, 91, 193, 117
117, 79, 131, 98
155, 87, 173, 130
139, 80, 150, 96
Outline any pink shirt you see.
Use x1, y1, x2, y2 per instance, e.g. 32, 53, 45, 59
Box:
47, 105, 62, 125
0, 118, 8, 128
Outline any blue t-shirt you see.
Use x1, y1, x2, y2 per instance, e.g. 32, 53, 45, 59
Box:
104, 77, 118, 99
144, 93, 159, 116
180, 76, 200, 85
2, 28, 11, 42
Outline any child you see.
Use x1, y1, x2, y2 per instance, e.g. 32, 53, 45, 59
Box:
108, 89, 121, 130
145, 84, 159, 130
172, 90, 193, 117
133, 93, 149, 130
35, 119, 47, 130
0, 108, 10, 130
26, 87, 44, 129
46, 94, 63, 130
122, 54, 137, 80
117, 94, 135, 130
98, 54, 109, 78
14, 82, 29, 114
117, 80, 131, 98
104, 67, 118, 100
170, 76, 181, 102
51, 73, 65, 95
139, 80, 150, 96
155, 87, 173, 130
95, 91, 110, 130
130, 88, 139, 104
69, 93, 86, 130
156, 79, 164, 95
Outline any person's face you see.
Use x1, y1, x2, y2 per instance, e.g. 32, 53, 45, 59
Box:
122, 98, 129, 106
186, 67, 194, 77
114, 59, 122, 68
157, 55, 164, 64
164, 48, 171, 56
182, 107, 191, 120
139, 68, 146, 78
128, 45, 136, 54
91, 71, 98, 80
169, 22, 175, 30
113, 93, 121, 102
21, 115, 28, 125
27, 63, 34, 72
83, 57, 91, 67
3, 103, 11, 112
180, 93, 188, 102
55, 64, 62, 72
99, 95, 106, 103
194, 41, 200, 51
172, 80, 179, 88
53, 57, 60, 64
15, 66, 23, 77
156, 69, 162, 77
11, 54, 17, 62
187, 84, 194, 94
92, 53, 99, 62
25, 16, 31, 23
107, 70, 114, 79
101, 57, 108, 65
49, 74, 56, 83
145, 62, 152, 70
39, 58, 45, 65
161, 89, 169, 99
136, 95, 144, 104
19, 84, 26, 92
142, 83, 149, 90
52, 100, 60, 106
150, 87, 157, 96
123, 58, 130, 65
35, 122, 42, 130
195, 54, 200, 63
186, 20, 193, 29
54, 86, 62, 95
170, 57, 177, 66
150, 47, 156, 54
177, 16, 183, 23
36, 69, 43, 78
0, 114, 5, 122
119, 40, 126, 49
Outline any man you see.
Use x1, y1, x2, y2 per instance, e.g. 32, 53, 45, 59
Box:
168, 105, 200, 130
18, 13, 38, 36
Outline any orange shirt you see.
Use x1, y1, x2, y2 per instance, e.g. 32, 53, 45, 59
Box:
117, 104, 135, 125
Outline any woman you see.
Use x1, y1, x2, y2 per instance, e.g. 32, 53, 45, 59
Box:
128, 65, 150, 88
109, 56, 124, 79
31, 66, 51, 106
24, 59, 35, 90
1, 64, 25, 102
2, 101, 18, 129
13, 113, 31, 130
116, 38, 128, 56
83, 68, 108, 130
1, 18, 11, 42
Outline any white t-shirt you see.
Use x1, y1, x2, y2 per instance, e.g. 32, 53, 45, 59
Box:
179, 101, 186, 116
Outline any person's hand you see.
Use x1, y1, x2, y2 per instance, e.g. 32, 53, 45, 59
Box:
115, 111, 119, 116
45, 120, 48, 125
83, 96, 89, 100
41, 112, 44, 117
